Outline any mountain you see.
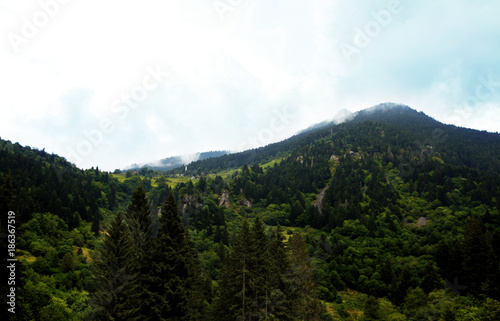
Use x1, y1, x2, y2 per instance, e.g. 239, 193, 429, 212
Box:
172, 103, 500, 175
298, 108, 354, 134
127, 150, 230, 171
2, 103, 499, 320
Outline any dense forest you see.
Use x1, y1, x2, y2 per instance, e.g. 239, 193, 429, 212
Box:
1, 105, 500, 320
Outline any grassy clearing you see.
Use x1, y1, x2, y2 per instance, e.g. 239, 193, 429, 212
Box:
340, 289, 365, 318
164, 175, 195, 188
74, 246, 92, 261
261, 157, 285, 170
17, 250, 36, 264
112, 173, 127, 183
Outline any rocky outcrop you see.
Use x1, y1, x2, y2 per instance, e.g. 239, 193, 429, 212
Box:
219, 191, 231, 208
240, 196, 252, 208
330, 154, 340, 163
182, 194, 202, 214
313, 185, 329, 213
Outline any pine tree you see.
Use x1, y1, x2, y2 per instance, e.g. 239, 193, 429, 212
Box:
148, 191, 188, 319
0, 172, 15, 221
216, 218, 253, 321
147, 191, 205, 320
125, 184, 154, 318
89, 211, 140, 320
420, 260, 442, 293
126, 185, 153, 260
183, 228, 211, 320
267, 223, 290, 320
249, 215, 272, 319
108, 185, 116, 210
286, 232, 323, 320
363, 295, 380, 321
461, 215, 492, 294
91, 210, 100, 237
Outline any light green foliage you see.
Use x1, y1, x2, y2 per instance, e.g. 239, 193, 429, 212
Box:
3, 109, 500, 320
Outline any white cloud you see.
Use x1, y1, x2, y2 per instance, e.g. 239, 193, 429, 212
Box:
1, 0, 499, 170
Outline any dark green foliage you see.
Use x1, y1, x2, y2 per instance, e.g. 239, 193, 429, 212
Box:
124, 185, 154, 318
126, 185, 153, 261
147, 191, 206, 320
420, 261, 442, 294
216, 218, 253, 320
363, 295, 380, 320
216, 222, 325, 320
3, 105, 500, 319
89, 211, 140, 320
461, 215, 493, 295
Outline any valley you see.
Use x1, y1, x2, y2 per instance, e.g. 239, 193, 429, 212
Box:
1, 104, 500, 320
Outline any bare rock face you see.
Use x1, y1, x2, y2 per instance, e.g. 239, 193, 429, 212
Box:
219, 191, 231, 208
182, 194, 202, 214
240, 197, 252, 208
417, 217, 428, 227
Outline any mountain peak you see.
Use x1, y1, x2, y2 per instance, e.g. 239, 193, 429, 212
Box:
350, 103, 437, 126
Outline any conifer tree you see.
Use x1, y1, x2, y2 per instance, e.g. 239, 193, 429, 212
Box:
148, 191, 188, 319
0, 172, 15, 221
216, 218, 253, 321
286, 232, 323, 320
108, 185, 116, 210
147, 191, 206, 320
126, 185, 153, 261
420, 260, 442, 293
267, 223, 290, 320
89, 211, 140, 320
363, 295, 380, 321
183, 227, 211, 320
249, 215, 272, 319
462, 215, 492, 294
125, 184, 154, 318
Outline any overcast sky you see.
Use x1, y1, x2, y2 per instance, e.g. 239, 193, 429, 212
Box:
1, 0, 499, 171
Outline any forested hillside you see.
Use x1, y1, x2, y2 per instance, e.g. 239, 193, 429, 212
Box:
1, 105, 500, 320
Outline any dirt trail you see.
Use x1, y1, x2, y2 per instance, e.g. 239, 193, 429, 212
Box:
313, 185, 329, 211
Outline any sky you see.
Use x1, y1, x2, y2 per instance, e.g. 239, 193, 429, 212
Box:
0, 0, 499, 171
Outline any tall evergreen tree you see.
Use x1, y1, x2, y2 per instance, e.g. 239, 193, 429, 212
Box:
183, 227, 211, 321
286, 232, 324, 320
91, 210, 100, 237
147, 191, 205, 320
0, 172, 15, 222
148, 191, 188, 320
462, 215, 492, 294
216, 218, 253, 321
89, 211, 140, 320
126, 185, 153, 260
420, 260, 442, 294
249, 215, 272, 319
125, 184, 154, 318
267, 223, 290, 320
108, 185, 116, 210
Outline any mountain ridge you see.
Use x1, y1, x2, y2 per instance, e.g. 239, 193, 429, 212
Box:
169, 103, 500, 175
